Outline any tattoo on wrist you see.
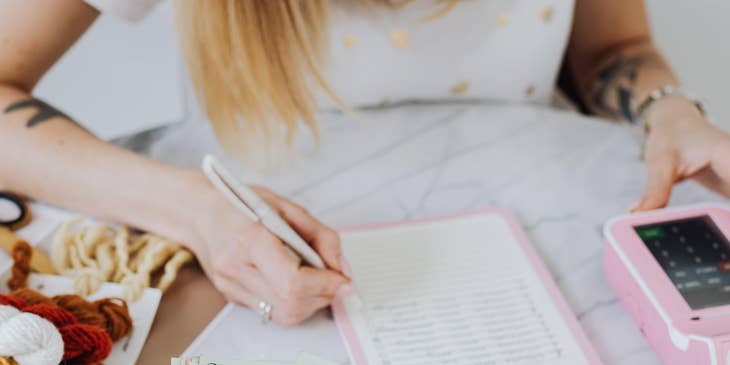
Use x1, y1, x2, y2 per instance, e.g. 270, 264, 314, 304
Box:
3, 98, 75, 128
590, 53, 663, 123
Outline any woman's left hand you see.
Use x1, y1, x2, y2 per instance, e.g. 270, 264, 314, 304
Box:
633, 96, 730, 212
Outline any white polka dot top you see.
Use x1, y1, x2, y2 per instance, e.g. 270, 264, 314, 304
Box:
86, 0, 575, 108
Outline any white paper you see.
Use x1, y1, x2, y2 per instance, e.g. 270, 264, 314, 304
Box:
170, 352, 336, 365
296, 352, 341, 365
338, 213, 592, 365
172, 358, 290, 365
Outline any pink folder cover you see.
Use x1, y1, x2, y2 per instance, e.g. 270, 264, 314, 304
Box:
331, 208, 604, 365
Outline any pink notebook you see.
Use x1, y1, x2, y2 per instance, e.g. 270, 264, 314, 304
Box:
332, 209, 603, 365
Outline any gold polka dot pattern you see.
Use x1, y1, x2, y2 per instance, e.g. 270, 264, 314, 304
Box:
541, 5, 554, 22
343, 34, 358, 48
389, 29, 412, 49
497, 13, 509, 26
451, 81, 470, 95
525, 84, 536, 97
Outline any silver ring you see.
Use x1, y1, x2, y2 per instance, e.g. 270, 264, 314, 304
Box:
258, 300, 272, 324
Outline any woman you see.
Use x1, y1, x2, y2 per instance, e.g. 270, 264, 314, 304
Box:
0, 0, 728, 327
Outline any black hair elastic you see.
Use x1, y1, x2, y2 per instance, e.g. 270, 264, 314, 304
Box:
0, 191, 27, 229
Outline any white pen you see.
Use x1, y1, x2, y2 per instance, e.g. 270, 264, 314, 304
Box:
202, 154, 326, 269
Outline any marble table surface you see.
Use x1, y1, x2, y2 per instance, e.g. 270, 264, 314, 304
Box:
137, 101, 722, 365
7, 101, 725, 364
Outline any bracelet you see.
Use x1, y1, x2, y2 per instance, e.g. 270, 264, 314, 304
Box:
634, 84, 707, 161
635, 84, 706, 133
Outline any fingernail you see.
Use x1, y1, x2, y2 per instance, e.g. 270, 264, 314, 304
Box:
629, 201, 641, 213
339, 256, 353, 280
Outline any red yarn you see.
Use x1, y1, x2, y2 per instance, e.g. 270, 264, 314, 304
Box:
22, 304, 78, 327
2, 295, 113, 362
0, 293, 26, 309
60, 324, 113, 363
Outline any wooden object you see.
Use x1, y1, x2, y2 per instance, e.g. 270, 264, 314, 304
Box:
0, 226, 57, 274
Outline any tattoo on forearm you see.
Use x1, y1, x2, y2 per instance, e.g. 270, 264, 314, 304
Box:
3, 98, 72, 128
591, 53, 662, 123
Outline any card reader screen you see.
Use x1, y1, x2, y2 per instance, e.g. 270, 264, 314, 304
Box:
636, 215, 730, 310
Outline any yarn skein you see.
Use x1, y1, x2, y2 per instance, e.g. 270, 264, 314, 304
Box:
21, 304, 112, 362
157, 250, 194, 292
0, 301, 113, 362
7, 241, 31, 291
112, 227, 132, 282
59, 323, 112, 363
8, 289, 133, 341
0, 357, 18, 365
52, 219, 194, 302
122, 235, 177, 301
68, 248, 104, 297
22, 304, 76, 328
49, 294, 107, 331
95, 298, 133, 341
0, 295, 25, 309
50, 217, 82, 272
0, 305, 64, 365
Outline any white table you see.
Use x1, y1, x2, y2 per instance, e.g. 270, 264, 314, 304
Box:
143, 101, 724, 364
13, 102, 726, 364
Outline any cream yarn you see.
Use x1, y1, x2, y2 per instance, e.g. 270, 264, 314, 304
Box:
0, 305, 64, 365
51, 218, 194, 302
157, 250, 194, 292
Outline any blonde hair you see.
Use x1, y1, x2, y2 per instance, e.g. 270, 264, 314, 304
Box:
174, 0, 455, 164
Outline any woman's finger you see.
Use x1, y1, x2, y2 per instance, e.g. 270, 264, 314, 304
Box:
276, 199, 344, 273
251, 186, 344, 273
294, 266, 348, 298
246, 225, 302, 297
242, 250, 346, 299
633, 152, 677, 212
235, 265, 332, 327
235, 264, 341, 301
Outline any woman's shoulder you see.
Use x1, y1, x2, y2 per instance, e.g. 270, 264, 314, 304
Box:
85, 0, 162, 22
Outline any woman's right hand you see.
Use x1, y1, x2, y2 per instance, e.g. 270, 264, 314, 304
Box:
633, 97, 730, 211
187, 179, 350, 327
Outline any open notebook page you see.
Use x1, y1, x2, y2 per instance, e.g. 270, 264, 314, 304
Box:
334, 212, 594, 365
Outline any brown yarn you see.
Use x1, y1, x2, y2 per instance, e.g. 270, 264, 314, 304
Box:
95, 297, 134, 341
9, 288, 133, 341
11, 287, 54, 305
0, 357, 18, 365
5, 234, 134, 341
7, 240, 31, 291
52, 294, 107, 329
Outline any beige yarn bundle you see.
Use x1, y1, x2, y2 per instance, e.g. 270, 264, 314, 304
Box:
50, 218, 194, 302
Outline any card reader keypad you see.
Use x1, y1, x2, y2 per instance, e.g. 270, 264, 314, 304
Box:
637, 215, 730, 310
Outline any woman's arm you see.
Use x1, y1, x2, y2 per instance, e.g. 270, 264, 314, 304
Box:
568, 0, 730, 210
0, 0, 347, 327
0, 0, 201, 245
568, 0, 679, 122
